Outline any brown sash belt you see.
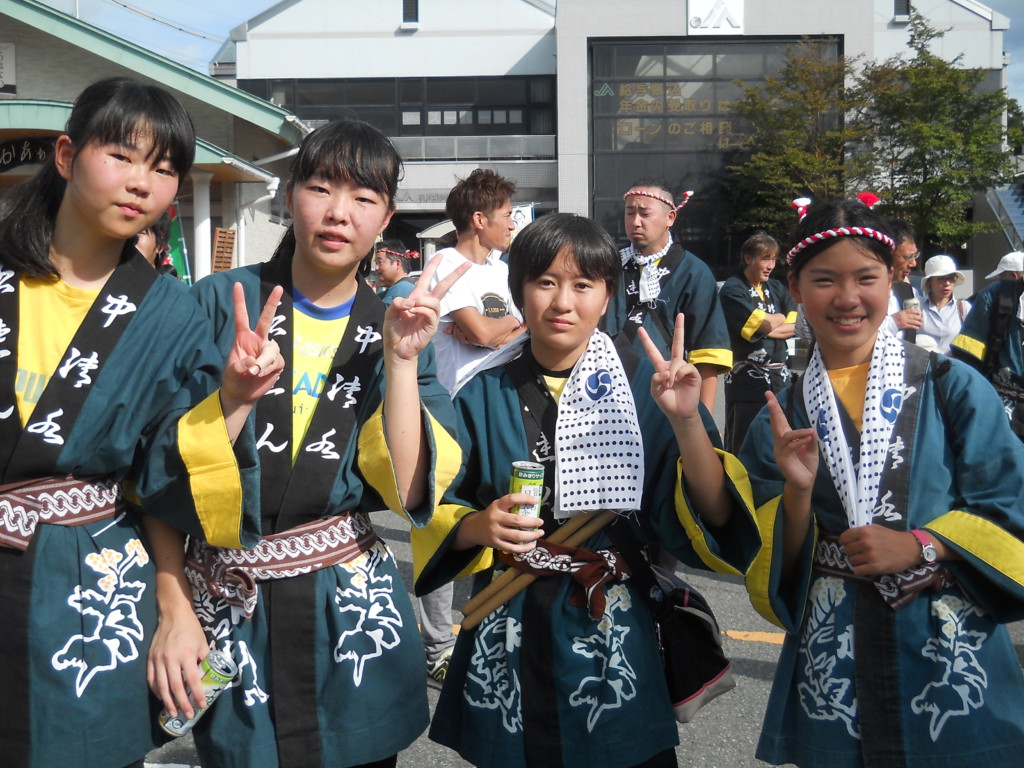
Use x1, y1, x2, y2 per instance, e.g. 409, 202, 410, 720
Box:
497, 537, 630, 620
0, 475, 124, 551
813, 533, 954, 610
185, 512, 379, 619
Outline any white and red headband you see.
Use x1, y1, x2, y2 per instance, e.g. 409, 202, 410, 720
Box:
786, 226, 896, 265
623, 188, 694, 212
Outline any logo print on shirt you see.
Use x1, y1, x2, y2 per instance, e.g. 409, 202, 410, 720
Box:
585, 370, 614, 401
355, 325, 382, 354
306, 428, 341, 460
326, 373, 361, 408
256, 423, 288, 454
100, 295, 137, 328
0, 318, 10, 358
270, 314, 287, 338
0, 269, 14, 294
27, 408, 65, 445
58, 348, 100, 389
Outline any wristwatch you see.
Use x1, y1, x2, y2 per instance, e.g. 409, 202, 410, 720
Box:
911, 529, 938, 564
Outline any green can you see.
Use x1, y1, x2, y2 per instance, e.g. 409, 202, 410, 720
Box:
509, 460, 544, 517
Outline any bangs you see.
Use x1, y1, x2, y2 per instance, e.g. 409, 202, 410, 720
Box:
68, 79, 195, 176
289, 121, 401, 205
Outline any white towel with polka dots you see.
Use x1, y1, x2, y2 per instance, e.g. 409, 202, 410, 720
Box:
552, 330, 645, 520
802, 333, 906, 528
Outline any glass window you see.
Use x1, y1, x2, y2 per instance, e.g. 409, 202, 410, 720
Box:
530, 77, 554, 103
478, 78, 526, 104
427, 78, 475, 103
427, 110, 442, 126
346, 79, 394, 106
295, 80, 343, 107
402, 110, 422, 126
403, 0, 418, 23
400, 80, 424, 103
478, 110, 492, 125
509, 110, 523, 125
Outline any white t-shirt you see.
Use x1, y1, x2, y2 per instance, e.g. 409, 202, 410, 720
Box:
429, 247, 521, 393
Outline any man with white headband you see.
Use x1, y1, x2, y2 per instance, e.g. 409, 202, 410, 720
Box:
603, 177, 731, 409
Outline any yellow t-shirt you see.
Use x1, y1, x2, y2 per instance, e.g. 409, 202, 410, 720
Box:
16, 276, 98, 425
290, 291, 352, 462
827, 362, 869, 432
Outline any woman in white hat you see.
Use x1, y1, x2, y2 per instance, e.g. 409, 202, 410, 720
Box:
917, 254, 970, 353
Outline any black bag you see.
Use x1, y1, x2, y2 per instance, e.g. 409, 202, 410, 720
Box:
609, 523, 736, 723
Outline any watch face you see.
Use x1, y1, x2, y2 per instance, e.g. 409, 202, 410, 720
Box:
922, 545, 938, 563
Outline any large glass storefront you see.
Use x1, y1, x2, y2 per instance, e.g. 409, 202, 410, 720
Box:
591, 38, 834, 275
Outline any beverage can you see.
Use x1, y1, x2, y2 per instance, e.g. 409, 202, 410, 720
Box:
158, 649, 238, 737
509, 461, 544, 517
903, 298, 921, 312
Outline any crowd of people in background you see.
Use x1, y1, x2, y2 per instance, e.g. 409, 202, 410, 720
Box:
1, 76, 1023, 768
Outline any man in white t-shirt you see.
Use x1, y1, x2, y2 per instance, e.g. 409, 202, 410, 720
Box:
429, 168, 524, 393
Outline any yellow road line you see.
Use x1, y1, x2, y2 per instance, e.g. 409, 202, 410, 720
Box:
725, 629, 786, 645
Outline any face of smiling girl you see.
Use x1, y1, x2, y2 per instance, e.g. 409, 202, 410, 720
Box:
523, 247, 612, 371
789, 238, 893, 370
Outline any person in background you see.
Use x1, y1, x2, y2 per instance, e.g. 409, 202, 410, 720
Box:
950, 250, 1024, 438
603, 178, 731, 410
428, 168, 524, 394
882, 217, 922, 341
719, 230, 797, 453
375, 240, 417, 305
916, 254, 969, 354
740, 198, 1024, 768
136, 211, 178, 276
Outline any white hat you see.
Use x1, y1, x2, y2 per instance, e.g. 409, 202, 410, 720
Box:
985, 251, 1024, 280
923, 254, 964, 285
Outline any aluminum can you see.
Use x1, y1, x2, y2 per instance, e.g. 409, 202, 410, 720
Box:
903, 297, 921, 312
509, 461, 544, 517
158, 649, 238, 736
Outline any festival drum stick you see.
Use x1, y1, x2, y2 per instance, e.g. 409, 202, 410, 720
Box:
460, 510, 617, 631
459, 508, 600, 617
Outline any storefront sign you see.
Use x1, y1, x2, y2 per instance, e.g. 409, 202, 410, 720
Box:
687, 0, 743, 35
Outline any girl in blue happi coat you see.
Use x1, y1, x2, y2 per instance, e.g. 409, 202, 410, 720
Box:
740, 198, 1024, 768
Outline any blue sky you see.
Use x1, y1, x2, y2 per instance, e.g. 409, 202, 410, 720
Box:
39, 0, 1024, 105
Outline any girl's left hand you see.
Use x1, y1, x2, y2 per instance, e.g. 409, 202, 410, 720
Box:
839, 524, 923, 576
638, 314, 702, 422
222, 282, 286, 406
385, 253, 470, 361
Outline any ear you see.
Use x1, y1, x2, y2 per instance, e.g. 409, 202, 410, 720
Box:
380, 205, 395, 234
666, 207, 677, 227
54, 135, 75, 181
788, 272, 802, 303
471, 210, 487, 232
284, 183, 295, 218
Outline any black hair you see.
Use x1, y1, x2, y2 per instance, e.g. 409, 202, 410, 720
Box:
882, 216, 917, 248
788, 199, 895, 280
0, 77, 195, 279
445, 168, 516, 234
375, 239, 411, 273
147, 211, 172, 250
271, 119, 402, 262
507, 213, 620, 310
624, 176, 676, 206
740, 230, 779, 264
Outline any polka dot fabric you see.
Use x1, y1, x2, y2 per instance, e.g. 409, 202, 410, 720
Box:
803, 333, 906, 527
553, 331, 644, 519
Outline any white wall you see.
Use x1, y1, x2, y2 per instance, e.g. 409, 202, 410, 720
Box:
234, 0, 556, 79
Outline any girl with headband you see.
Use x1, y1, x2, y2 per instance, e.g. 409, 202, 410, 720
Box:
737, 198, 1024, 767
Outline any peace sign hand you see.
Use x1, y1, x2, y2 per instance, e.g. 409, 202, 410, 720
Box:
221, 282, 285, 407
385, 253, 470, 362
765, 390, 818, 491
638, 313, 702, 424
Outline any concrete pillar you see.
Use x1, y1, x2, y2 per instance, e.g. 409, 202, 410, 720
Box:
191, 169, 214, 282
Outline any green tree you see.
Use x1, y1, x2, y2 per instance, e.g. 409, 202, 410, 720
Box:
852, 13, 1018, 251
728, 39, 873, 240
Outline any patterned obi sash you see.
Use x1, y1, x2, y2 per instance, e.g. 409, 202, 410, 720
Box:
813, 533, 955, 610
0, 475, 124, 550
185, 512, 378, 619
499, 539, 631, 620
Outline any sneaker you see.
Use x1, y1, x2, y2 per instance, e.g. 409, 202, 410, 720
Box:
427, 647, 453, 685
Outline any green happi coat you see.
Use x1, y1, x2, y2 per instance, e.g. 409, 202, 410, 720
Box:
0, 255, 259, 768
189, 263, 461, 768
413, 338, 758, 768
